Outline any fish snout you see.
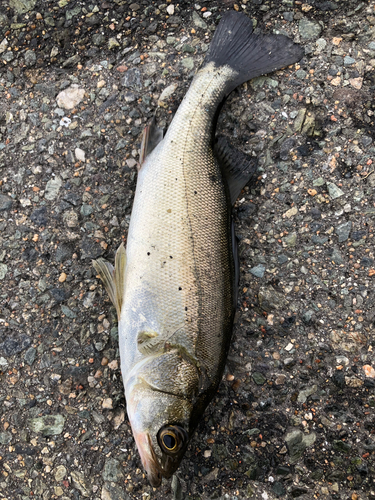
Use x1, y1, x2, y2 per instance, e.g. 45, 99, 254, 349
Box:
133, 429, 164, 487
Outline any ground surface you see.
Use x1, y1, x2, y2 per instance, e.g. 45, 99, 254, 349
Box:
0, 0, 375, 499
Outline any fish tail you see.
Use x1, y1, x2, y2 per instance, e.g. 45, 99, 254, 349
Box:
204, 11, 304, 95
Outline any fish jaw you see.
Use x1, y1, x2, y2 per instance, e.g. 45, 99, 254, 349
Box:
131, 428, 163, 487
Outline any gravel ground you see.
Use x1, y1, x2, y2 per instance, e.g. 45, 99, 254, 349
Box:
1, 0, 375, 499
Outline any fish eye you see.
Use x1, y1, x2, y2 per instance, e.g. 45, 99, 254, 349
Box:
162, 432, 177, 451
157, 425, 187, 455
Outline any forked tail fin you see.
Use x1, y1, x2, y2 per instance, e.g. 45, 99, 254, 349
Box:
204, 11, 304, 95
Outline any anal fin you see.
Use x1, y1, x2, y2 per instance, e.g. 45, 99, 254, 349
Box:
92, 243, 127, 320
214, 136, 258, 205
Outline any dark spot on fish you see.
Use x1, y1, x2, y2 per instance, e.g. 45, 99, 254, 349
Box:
194, 191, 197, 194
178, 287, 182, 290
147, 252, 150, 256
185, 307, 188, 311
170, 256, 173, 259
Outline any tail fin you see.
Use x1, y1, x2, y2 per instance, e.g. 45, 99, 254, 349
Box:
204, 11, 304, 94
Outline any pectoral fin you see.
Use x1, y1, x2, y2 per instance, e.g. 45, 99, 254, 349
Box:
92, 243, 127, 319
139, 116, 164, 166
214, 136, 258, 205
137, 331, 164, 355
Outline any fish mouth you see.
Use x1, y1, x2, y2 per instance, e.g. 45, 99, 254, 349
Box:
133, 430, 183, 487
133, 430, 165, 487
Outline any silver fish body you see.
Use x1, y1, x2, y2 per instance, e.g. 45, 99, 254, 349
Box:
121, 63, 236, 485
93, 11, 303, 487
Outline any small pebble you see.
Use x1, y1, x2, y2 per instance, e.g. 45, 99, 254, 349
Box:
102, 398, 113, 409
58, 273, 67, 283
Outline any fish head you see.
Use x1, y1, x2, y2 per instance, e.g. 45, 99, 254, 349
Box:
125, 363, 195, 487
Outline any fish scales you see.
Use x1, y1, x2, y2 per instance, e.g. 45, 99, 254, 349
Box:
122, 63, 236, 386
93, 11, 304, 487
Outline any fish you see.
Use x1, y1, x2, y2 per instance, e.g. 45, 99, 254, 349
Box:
93, 11, 303, 487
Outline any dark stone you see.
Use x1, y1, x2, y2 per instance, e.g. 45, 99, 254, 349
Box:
361, 257, 374, 267
99, 93, 119, 113
66, 150, 75, 164
50, 288, 68, 303
122, 68, 142, 90
9, 88, 20, 98
310, 207, 322, 219
30, 206, 48, 226
63, 192, 80, 206
85, 14, 100, 26
302, 310, 314, 324
37, 138, 47, 152
167, 16, 182, 25
15, 444, 37, 455
95, 146, 105, 159
357, 461, 368, 475
364, 378, 375, 388
34, 83, 58, 97
335, 221, 351, 242
316, 1, 338, 10
310, 222, 322, 232
278, 254, 288, 265
291, 487, 309, 497
312, 235, 328, 245
147, 21, 158, 33
279, 138, 296, 161
55, 242, 74, 263
22, 246, 38, 261
80, 239, 104, 259
24, 346, 36, 366
351, 230, 366, 241
282, 316, 296, 328
92, 33, 105, 46
237, 202, 256, 220
333, 440, 352, 453
272, 481, 286, 497
0, 333, 32, 356
276, 465, 290, 475
63, 366, 88, 386
0, 194, 13, 211
252, 372, 266, 385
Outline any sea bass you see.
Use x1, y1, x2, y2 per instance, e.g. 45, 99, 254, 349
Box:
93, 11, 303, 487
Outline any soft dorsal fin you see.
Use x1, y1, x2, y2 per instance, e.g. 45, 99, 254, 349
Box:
92, 243, 127, 319
139, 116, 164, 165
214, 136, 258, 205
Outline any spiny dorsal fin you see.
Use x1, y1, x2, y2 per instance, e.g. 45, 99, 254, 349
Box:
92, 243, 127, 319
139, 116, 163, 166
214, 136, 258, 205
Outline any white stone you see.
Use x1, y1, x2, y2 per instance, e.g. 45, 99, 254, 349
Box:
159, 83, 178, 102
102, 398, 113, 409
0, 38, 8, 54
75, 147, 85, 161
60, 116, 71, 128
20, 198, 31, 207
56, 84, 85, 110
